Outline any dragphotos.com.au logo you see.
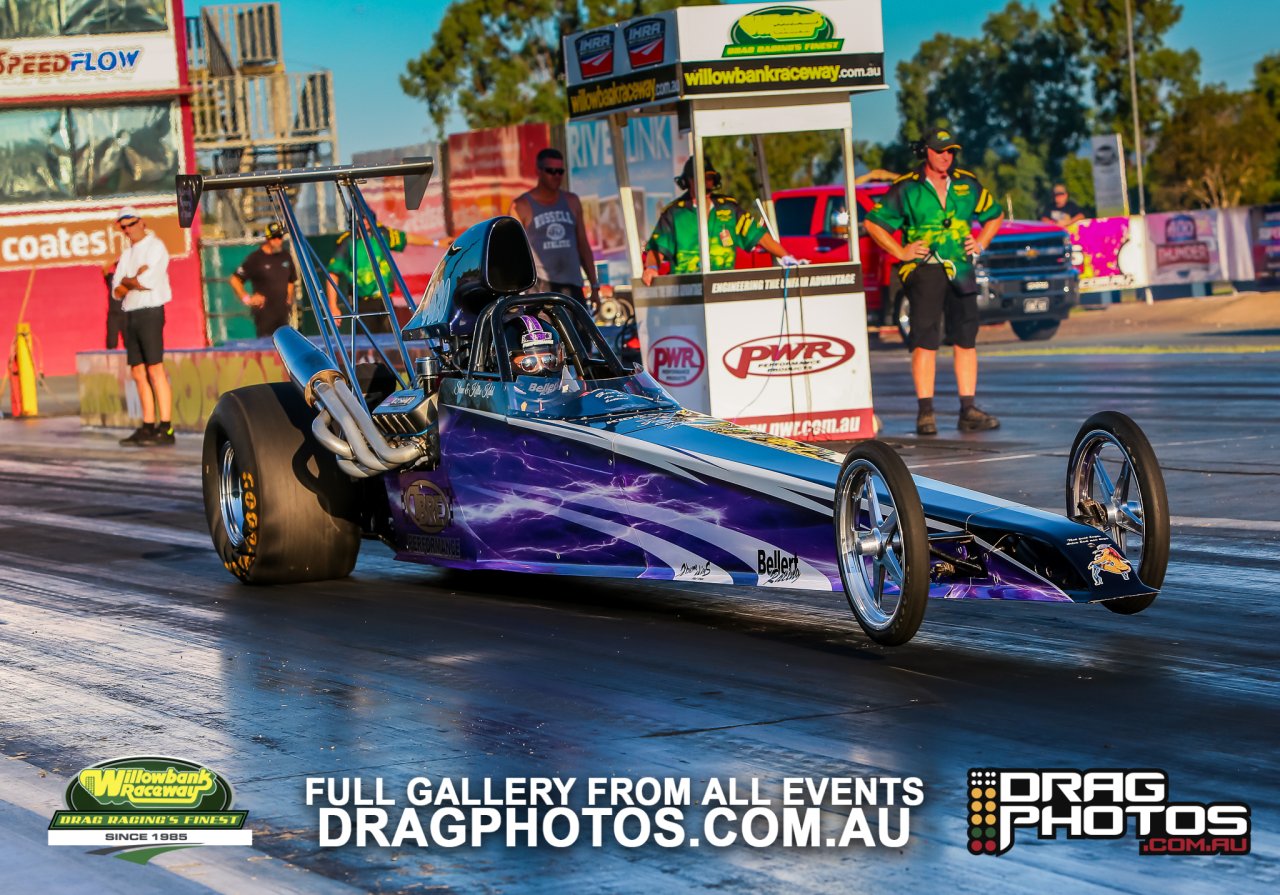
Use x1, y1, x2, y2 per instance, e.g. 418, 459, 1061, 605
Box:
967, 767, 1250, 856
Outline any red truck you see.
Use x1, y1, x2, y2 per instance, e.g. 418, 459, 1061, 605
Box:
772, 182, 1079, 341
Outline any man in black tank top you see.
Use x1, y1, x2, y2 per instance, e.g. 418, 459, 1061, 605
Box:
510, 148, 599, 308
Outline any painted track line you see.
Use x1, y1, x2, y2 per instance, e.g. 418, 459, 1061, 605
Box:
0, 504, 209, 549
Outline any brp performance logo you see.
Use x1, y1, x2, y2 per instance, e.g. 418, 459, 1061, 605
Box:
967, 768, 1250, 856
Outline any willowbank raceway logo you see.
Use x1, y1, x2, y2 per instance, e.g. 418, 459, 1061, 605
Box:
724, 6, 843, 57
967, 768, 1250, 856
48, 756, 252, 863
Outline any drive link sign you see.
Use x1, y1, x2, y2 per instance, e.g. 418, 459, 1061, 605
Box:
565, 0, 885, 118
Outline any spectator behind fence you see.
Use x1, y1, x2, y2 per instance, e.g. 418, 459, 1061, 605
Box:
1039, 184, 1086, 227
509, 147, 600, 308
230, 222, 297, 337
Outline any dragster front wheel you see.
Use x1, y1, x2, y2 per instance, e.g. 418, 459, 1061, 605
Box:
834, 440, 930, 646
1067, 411, 1170, 615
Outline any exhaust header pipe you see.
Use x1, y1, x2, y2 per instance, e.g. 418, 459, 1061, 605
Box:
274, 326, 427, 478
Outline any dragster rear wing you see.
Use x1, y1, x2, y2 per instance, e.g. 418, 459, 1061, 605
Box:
175, 158, 434, 228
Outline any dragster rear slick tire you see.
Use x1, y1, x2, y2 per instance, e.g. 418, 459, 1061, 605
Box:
834, 440, 930, 646
1067, 411, 1169, 615
202, 382, 361, 584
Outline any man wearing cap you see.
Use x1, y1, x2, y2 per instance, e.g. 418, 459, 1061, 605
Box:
325, 213, 435, 334
641, 157, 797, 286
230, 222, 297, 337
510, 147, 599, 307
1039, 183, 1086, 227
111, 206, 174, 446
865, 126, 1004, 435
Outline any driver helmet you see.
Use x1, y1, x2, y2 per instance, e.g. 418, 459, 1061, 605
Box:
507, 314, 565, 376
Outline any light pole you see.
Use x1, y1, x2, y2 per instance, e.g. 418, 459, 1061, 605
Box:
1124, 0, 1145, 216
1123, 0, 1151, 303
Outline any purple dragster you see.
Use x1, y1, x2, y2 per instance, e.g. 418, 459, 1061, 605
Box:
185, 162, 1169, 646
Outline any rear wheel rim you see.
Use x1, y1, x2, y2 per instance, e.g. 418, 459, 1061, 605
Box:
1070, 430, 1146, 566
219, 441, 247, 549
837, 459, 906, 630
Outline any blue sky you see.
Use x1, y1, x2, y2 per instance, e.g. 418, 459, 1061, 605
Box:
187, 0, 1280, 160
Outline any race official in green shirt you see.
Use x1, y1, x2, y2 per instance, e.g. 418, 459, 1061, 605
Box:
325, 215, 436, 333
865, 127, 1004, 436
641, 158, 797, 285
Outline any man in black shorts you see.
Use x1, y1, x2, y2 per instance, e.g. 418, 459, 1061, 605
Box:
865, 127, 1004, 435
111, 206, 175, 446
230, 222, 297, 337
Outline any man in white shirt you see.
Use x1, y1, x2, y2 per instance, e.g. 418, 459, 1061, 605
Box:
111, 206, 174, 446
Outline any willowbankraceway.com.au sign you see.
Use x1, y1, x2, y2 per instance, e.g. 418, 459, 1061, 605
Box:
48, 756, 251, 863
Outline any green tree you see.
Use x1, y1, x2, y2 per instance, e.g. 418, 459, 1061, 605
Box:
896, 2, 1088, 168
401, 1, 714, 134
1051, 0, 1199, 154
892, 2, 1088, 215
1254, 53, 1280, 199
1149, 86, 1280, 209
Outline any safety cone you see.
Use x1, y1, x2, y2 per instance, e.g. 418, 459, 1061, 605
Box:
9, 323, 38, 417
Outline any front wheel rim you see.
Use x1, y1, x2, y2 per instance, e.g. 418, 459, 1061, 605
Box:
1070, 430, 1146, 565
219, 441, 247, 549
837, 460, 907, 630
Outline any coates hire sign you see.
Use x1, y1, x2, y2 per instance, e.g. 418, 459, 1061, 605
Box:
565, 0, 884, 118
0, 32, 180, 101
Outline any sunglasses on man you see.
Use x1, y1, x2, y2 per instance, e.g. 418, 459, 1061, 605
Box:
541, 167, 565, 175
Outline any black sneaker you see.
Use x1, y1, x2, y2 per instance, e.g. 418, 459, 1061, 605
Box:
916, 411, 937, 436
152, 423, 176, 446
958, 406, 1000, 431
119, 424, 157, 446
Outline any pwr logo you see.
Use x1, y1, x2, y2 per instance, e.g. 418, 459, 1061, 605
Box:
575, 31, 615, 79
723, 333, 854, 379
625, 18, 666, 68
967, 768, 1251, 857
649, 335, 705, 386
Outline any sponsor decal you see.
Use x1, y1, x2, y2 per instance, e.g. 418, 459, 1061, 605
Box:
724, 6, 843, 58
48, 756, 251, 861
649, 335, 705, 387
0, 46, 142, 77
625, 18, 666, 69
404, 480, 453, 534
461, 380, 497, 399
682, 55, 883, 94
677, 560, 713, 580
1156, 213, 1210, 269
406, 533, 463, 559
0, 210, 189, 271
723, 333, 854, 379
731, 409, 868, 441
575, 30, 615, 79
757, 549, 801, 584
966, 768, 1250, 856
567, 67, 678, 116
1087, 544, 1131, 586
693, 418, 845, 461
